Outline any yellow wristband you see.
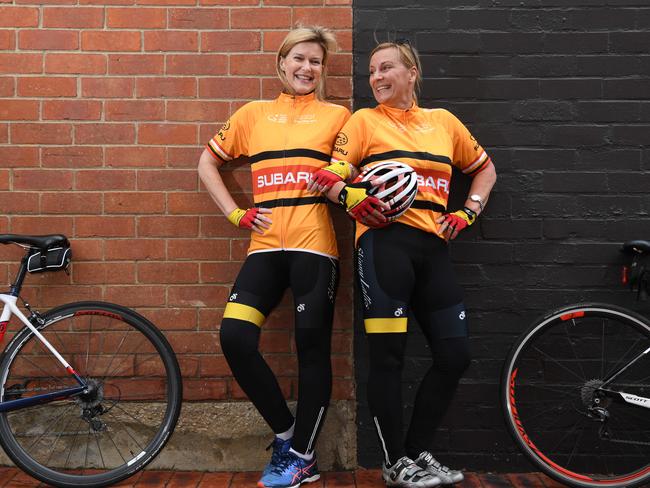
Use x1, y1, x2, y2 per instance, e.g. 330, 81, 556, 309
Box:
227, 208, 246, 226
323, 161, 352, 180
453, 209, 475, 226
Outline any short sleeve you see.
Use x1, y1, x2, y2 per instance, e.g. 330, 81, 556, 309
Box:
330, 109, 370, 168
205, 102, 253, 163
441, 110, 492, 176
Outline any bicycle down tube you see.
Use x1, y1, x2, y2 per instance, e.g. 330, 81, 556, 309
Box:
0, 293, 86, 412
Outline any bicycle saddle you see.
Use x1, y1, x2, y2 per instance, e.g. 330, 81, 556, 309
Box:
622, 239, 650, 254
0, 234, 69, 250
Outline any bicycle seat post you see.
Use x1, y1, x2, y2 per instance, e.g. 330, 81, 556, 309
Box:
9, 251, 30, 297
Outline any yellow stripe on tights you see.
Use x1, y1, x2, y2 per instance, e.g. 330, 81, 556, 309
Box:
364, 317, 407, 333
223, 302, 265, 327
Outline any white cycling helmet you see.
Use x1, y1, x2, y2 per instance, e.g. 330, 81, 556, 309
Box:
358, 160, 418, 221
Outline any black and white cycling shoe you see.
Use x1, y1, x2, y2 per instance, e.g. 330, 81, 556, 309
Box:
382, 456, 441, 487
415, 451, 464, 485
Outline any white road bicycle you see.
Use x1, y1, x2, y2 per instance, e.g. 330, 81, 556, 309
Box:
501, 240, 650, 488
0, 234, 182, 487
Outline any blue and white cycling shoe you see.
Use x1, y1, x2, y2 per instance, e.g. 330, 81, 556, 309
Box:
257, 451, 320, 488
261, 437, 292, 478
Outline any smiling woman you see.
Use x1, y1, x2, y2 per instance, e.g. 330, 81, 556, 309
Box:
278, 42, 325, 97
369, 44, 422, 109
308, 40, 497, 488
196, 26, 351, 488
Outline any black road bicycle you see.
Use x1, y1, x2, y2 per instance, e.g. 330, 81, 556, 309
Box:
501, 240, 650, 488
0, 234, 182, 487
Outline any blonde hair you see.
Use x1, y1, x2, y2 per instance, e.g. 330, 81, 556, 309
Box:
276, 26, 337, 100
370, 42, 423, 103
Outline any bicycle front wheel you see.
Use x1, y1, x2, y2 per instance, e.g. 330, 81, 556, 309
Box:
0, 301, 182, 488
502, 303, 650, 488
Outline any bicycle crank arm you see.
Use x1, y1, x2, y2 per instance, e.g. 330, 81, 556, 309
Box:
0, 385, 86, 413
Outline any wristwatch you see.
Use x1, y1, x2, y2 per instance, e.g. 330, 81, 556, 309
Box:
469, 194, 484, 212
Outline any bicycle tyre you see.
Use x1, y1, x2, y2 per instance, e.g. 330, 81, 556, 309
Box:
501, 303, 650, 488
0, 301, 182, 488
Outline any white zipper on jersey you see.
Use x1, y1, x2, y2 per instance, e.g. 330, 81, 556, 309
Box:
280, 96, 296, 250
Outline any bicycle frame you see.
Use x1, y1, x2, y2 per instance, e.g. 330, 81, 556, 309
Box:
598, 344, 650, 409
0, 290, 86, 413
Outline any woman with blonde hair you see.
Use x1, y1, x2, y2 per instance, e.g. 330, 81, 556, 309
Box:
198, 26, 350, 488
310, 40, 497, 487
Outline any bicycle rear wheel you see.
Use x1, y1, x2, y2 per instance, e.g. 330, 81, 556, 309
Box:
0, 301, 182, 488
502, 303, 650, 488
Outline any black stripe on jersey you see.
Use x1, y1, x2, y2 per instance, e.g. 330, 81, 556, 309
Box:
411, 200, 447, 212
465, 157, 491, 176
359, 150, 452, 168
206, 143, 228, 164
249, 149, 331, 164
258, 196, 328, 208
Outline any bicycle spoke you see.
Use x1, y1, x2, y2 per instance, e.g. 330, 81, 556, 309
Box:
612, 411, 647, 457
109, 402, 158, 440
43, 409, 77, 470
517, 382, 582, 397
63, 416, 83, 471
102, 335, 153, 380
102, 352, 163, 384
601, 318, 606, 379
10, 352, 70, 390
565, 321, 587, 381
531, 345, 586, 382
104, 424, 128, 465
98, 330, 132, 381
83, 423, 91, 474
84, 315, 93, 375
604, 337, 643, 381
24, 402, 77, 452
106, 405, 147, 453
564, 422, 585, 468
51, 329, 68, 360
93, 431, 106, 470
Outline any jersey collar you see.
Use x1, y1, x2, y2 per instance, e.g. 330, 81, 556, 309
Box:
377, 101, 420, 117
278, 91, 317, 104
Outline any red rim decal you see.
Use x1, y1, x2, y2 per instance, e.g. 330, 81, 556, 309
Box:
560, 311, 585, 321
75, 310, 122, 320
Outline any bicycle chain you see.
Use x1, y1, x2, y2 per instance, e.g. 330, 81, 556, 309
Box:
602, 434, 650, 447
600, 423, 650, 446
5, 384, 78, 395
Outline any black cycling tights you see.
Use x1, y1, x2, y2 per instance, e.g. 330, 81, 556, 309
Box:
367, 333, 470, 463
219, 251, 338, 455
357, 224, 471, 465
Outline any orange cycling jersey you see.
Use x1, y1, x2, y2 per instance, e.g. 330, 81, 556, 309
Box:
332, 103, 492, 241
207, 92, 350, 258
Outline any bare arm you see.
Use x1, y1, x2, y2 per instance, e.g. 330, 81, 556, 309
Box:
197, 148, 239, 216
462, 161, 497, 216
197, 148, 271, 234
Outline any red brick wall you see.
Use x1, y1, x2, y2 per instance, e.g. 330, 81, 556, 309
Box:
0, 1, 353, 402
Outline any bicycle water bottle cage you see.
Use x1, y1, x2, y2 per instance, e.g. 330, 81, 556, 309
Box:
621, 240, 650, 301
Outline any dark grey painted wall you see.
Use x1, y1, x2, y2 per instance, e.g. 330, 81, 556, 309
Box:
352, 0, 650, 471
